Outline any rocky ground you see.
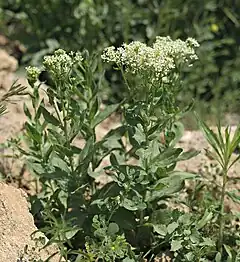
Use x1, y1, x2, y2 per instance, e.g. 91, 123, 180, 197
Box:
0, 182, 63, 262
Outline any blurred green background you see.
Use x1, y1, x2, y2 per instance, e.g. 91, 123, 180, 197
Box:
1, 0, 240, 125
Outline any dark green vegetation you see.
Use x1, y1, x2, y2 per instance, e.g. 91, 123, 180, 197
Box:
1, 0, 240, 113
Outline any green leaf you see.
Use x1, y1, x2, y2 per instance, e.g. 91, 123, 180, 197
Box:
215, 252, 221, 262
196, 114, 224, 165
48, 129, 65, 144
132, 124, 146, 145
91, 182, 121, 201
168, 171, 197, 179
189, 231, 200, 244
111, 208, 136, 230
167, 222, 179, 234
108, 223, 119, 235
41, 170, 68, 181
65, 227, 80, 240
151, 148, 183, 168
153, 224, 168, 236
102, 134, 123, 151
148, 171, 196, 201
40, 105, 60, 126
147, 123, 161, 136
236, 249, 240, 261
122, 259, 135, 262
148, 181, 183, 202
54, 144, 74, 157
223, 7, 240, 26
121, 198, 146, 211
196, 209, 213, 229
227, 190, 240, 204
23, 103, 32, 120
200, 237, 215, 247
51, 155, 70, 173
169, 121, 184, 147
171, 240, 183, 252
90, 103, 120, 128
151, 209, 172, 225
229, 154, 240, 170
225, 126, 231, 158
110, 153, 119, 166
79, 136, 94, 162
185, 252, 194, 261
42, 144, 53, 162
224, 244, 233, 262
177, 150, 200, 161
25, 122, 42, 144
217, 121, 225, 150
58, 190, 68, 209
89, 96, 99, 121
229, 125, 240, 156
28, 162, 45, 175
73, 87, 88, 103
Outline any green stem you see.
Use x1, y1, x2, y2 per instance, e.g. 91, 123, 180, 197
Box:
120, 67, 131, 96
218, 166, 228, 253
60, 92, 74, 173
139, 210, 144, 225
149, 81, 157, 116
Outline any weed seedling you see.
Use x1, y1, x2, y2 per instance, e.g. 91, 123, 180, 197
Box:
197, 117, 240, 259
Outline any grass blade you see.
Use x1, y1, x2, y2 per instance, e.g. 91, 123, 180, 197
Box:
196, 114, 224, 165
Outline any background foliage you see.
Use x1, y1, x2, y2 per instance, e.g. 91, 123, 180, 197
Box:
1, 0, 240, 114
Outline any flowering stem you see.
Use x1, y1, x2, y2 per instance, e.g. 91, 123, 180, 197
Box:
120, 67, 131, 94
59, 86, 74, 173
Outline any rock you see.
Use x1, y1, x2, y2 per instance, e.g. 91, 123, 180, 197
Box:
0, 49, 18, 90
0, 34, 26, 62
0, 50, 28, 143
0, 35, 9, 46
0, 49, 18, 72
0, 182, 61, 262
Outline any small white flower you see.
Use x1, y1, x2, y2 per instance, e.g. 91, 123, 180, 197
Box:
186, 37, 200, 48
25, 66, 41, 83
43, 49, 83, 80
101, 36, 199, 83
74, 51, 84, 64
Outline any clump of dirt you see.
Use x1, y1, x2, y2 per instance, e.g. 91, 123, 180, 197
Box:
0, 47, 29, 143
0, 48, 18, 90
0, 34, 26, 62
0, 182, 62, 262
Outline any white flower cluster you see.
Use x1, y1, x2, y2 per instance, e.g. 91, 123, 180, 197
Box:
43, 49, 83, 79
101, 36, 199, 82
153, 36, 199, 63
25, 66, 41, 83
